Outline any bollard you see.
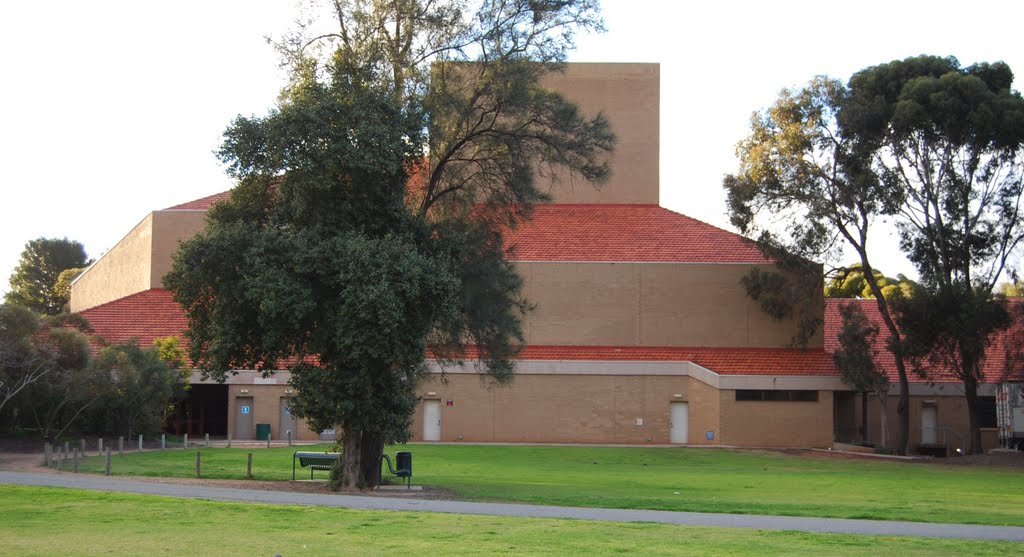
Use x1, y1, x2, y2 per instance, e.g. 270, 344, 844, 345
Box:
80, 438, 86, 454
43, 443, 51, 467
195, 452, 201, 478
118, 436, 124, 454
138, 434, 143, 452
73, 448, 79, 473
287, 430, 292, 446
246, 452, 253, 479
267, 434, 271, 449
227, 433, 232, 449
105, 446, 111, 476
205, 433, 210, 448
161, 434, 166, 450
64, 441, 70, 455
184, 433, 188, 449
98, 438, 103, 456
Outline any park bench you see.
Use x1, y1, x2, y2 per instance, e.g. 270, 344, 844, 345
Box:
292, 451, 341, 480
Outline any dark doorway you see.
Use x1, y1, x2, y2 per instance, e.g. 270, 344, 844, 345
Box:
170, 384, 228, 436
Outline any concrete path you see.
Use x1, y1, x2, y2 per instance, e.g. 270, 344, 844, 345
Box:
2, 471, 1023, 542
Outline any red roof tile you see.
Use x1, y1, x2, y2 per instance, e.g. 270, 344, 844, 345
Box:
824, 298, 1022, 384
80, 289, 188, 348
505, 205, 770, 263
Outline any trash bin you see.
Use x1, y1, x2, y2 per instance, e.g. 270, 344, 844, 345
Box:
256, 424, 271, 440
396, 451, 412, 474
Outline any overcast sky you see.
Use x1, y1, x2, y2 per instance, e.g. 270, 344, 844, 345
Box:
2, 1, 1022, 295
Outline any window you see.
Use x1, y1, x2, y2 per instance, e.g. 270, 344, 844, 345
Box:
735, 390, 819, 402
979, 396, 997, 428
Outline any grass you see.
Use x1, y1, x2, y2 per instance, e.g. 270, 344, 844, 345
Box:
76, 444, 1024, 526
2, 485, 1019, 556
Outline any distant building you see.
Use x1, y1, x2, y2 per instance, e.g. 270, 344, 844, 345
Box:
71, 64, 1005, 452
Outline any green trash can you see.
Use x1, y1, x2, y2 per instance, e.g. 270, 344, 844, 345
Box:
256, 423, 271, 440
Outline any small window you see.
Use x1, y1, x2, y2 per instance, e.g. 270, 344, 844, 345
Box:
735, 390, 819, 402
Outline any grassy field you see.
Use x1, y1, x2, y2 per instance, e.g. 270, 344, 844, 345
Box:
75, 444, 1024, 526
2, 485, 1018, 556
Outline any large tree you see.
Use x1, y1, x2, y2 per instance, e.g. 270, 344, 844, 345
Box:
726, 55, 1024, 454
844, 56, 1024, 453
5, 238, 91, 315
167, 0, 611, 488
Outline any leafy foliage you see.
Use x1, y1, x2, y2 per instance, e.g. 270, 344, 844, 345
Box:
825, 264, 918, 300
5, 238, 91, 315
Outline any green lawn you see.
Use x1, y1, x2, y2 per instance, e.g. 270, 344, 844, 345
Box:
76, 444, 1024, 526
2, 485, 1017, 556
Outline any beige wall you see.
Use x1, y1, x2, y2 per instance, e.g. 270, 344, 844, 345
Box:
225, 384, 320, 441
408, 372, 829, 448
718, 390, 835, 448
521, 261, 824, 348
150, 210, 207, 289
70, 214, 154, 312
540, 63, 659, 205
856, 392, 999, 453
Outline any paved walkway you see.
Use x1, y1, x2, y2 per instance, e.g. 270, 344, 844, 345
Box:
2, 471, 1023, 542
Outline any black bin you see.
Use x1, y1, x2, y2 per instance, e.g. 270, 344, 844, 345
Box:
396, 451, 412, 474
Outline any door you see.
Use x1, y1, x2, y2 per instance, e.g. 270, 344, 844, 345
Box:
670, 402, 689, 444
235, 396, 254, 439
921, 405, 937, 444
423, 400, 441, 441
279, 398, 297, 440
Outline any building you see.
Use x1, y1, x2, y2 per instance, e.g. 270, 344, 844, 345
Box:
70, 63, 1003, 452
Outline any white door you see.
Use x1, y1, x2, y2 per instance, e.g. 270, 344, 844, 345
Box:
921, 406, 937, 444
423, 400, 441, 441
670, 402, 689, 444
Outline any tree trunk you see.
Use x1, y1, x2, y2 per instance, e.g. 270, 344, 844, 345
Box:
360, 430, 385, 488
341, 427, 364, 488
878, 390, 890, 449
861, 392, 869, 444
964, 375, 983, 454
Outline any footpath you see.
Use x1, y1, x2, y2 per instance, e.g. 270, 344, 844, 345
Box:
2, 470, 1024, 542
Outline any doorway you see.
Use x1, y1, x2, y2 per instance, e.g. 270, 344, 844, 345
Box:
235, 396, 254, 439
423, 400, 441, 441
670, 401, 689, 444
921, 405, 937, 444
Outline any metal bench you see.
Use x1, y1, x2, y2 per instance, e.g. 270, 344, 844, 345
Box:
292, 451, 341, 480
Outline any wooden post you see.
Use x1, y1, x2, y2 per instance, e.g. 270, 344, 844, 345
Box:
184, 433, 188, 449
161, 434, 166, 450
64, 441, 70, 454
118, 436, 124, 454
98, 438, 103, 456
287, 430, 292, 446
80, 438, 86, 454
195, 452, 201, 478
105, 447, 111, 476
246, 452, 253, 479
266, 433, 271, 449
227, 433, 232, 449
205, 433, 210, 448
138, 434, 143, 452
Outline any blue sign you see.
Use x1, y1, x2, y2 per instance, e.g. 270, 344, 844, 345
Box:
241, 405, 251, 414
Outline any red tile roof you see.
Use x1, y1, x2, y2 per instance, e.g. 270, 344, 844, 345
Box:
164, 189, 770, 264
80, 289, 188, 348
164, 191, 232, 210
824, 298, 1022, 384
504, 204, 769, 263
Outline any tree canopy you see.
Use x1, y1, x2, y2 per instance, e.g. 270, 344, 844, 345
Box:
825, 264, 918, 300
166, 0, 611, 489
5, 238, 91, 315
725, 54, 1024, 454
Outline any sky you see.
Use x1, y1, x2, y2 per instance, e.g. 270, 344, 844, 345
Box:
1, 0, 1022, 295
